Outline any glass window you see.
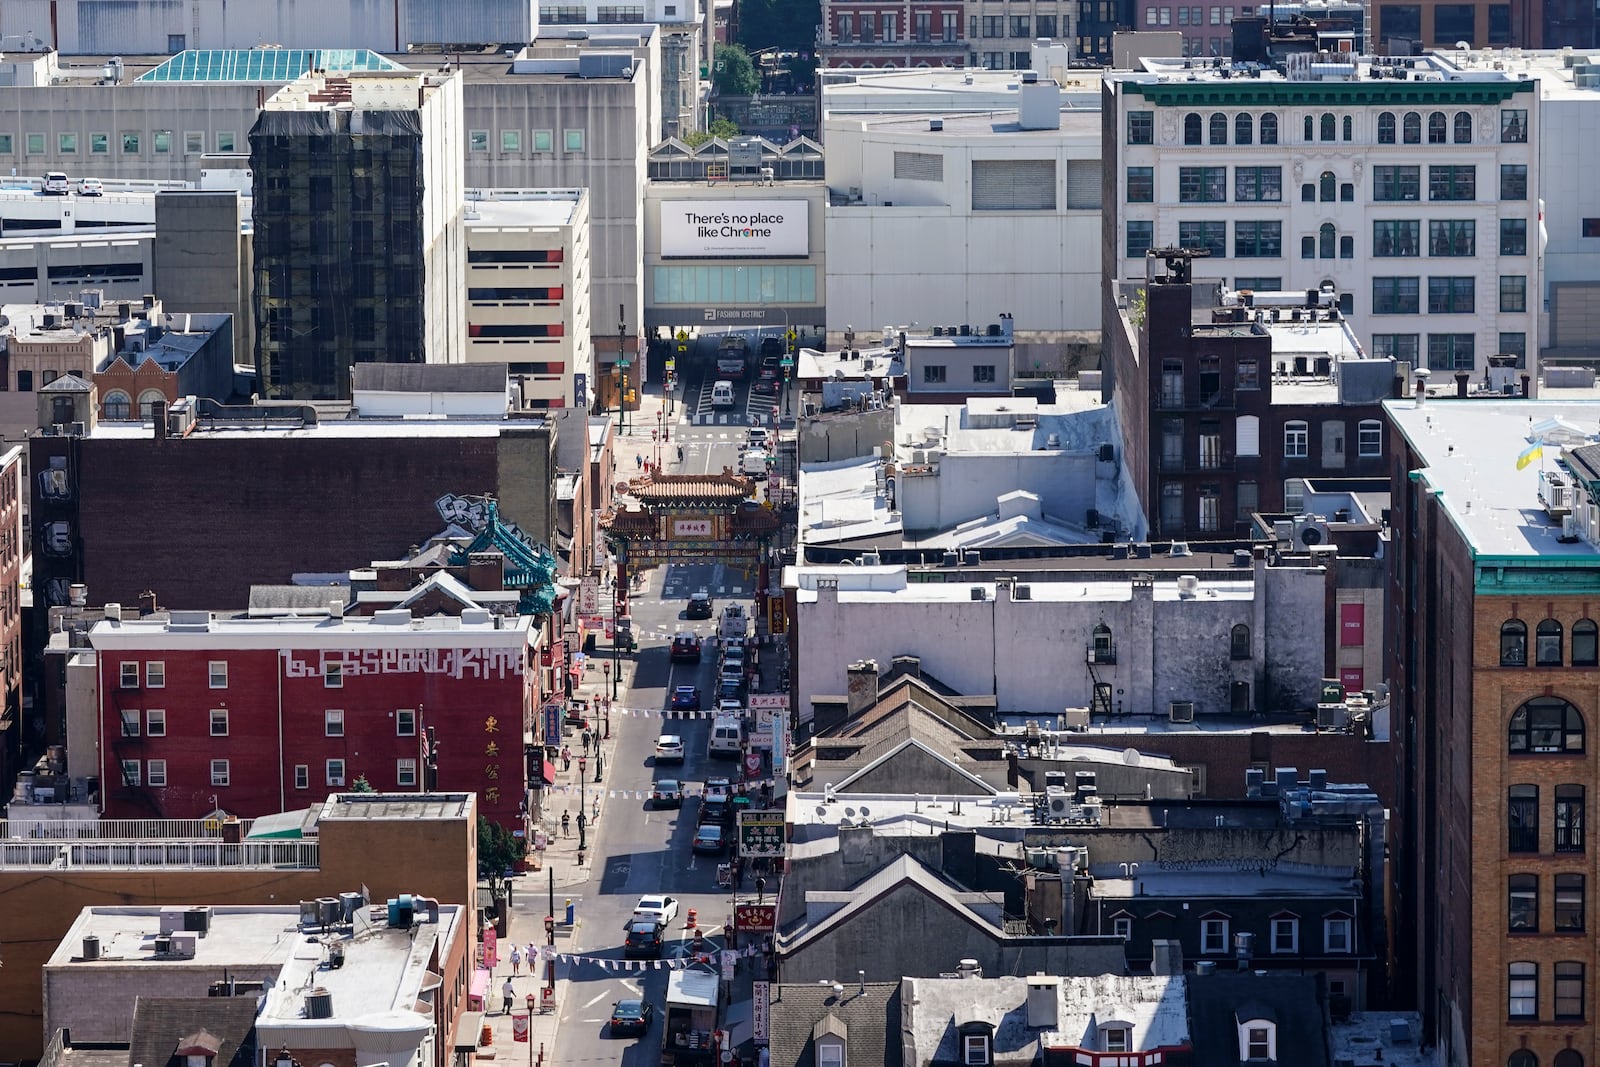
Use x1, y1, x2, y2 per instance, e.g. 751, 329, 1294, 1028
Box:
1503, 620, 1529, 664
501, 129, 522, 152
1303, 114, 1314, 141
1502, 109, 1528, 143
1501, 164, 1528, 200
1509, 785, 1539, 852
89, 133, 108, 154
1427, 333, 1474, 371
1182, 112, 1202, 144
923, 365, 946, 384
565, 129, 585, 152
1501, 218, 1527, 255
1557, 785, 1586, 852
397, 708, 417, 736
1234, 166, 1281, 202
1509, 874, 1539, 931
1231, 623, 1251, 659
1556, 874, 1585, 931
325, 662, 343, 688
122, 131, 140, 154
1235, 113, 1253, 144
0, 134, 12, 154
183, 131, 203, 154
146, 709, 166, 736
146, 662, 164, 687
533, 129, 554, 152
120, 709, 140, 737
1284, 479, 1306, 513
1378, 111, 1396, 143
1236, 360, 1259, 390
1573, 621, 1598, 666
1428, 220, 1475, 256
1429, 165, 1476, 201
1319, 170, 1335, 202
1427, 277, 1475, 314
1372, 334, 1420, 362
1509, 696, 1586, 754
327, 759, 346, 785
1209, 113, 1227, 144
325, 709, 345, 737
1320, 113, 1335, 141
1342, 115, 1353, 140
1128, 111, 1154, 144
1237, 481, 1258, 522
210, 759, 230, 787
1374, 165, 1421, 201
1127, 220, 1154, 258
295, 765, 309, 790
1373, 277, 1421, 315
1500, 333, 1527, 367
153, 130, 172, 153
217, 131, 236, 153
1259, 113, 1278, 144
1324, 916, 1351, 953
1126, 167, 1154, 202
1427, 111, 1447, 144
1201, 917, 1229, 953
1358, 420, 1381, 456
1374, 220, 1420, 257
1556, 962, 1585, 1020
1537, 619, 1564, 665
121, 760, 141, 787
209, 661, 227, 688
469, 129, 490, 151
1319, 223, 1336, 259
397, 758, 418, 787
1500, 275, 1527, 314
1178, 221, 1227, 258
1453, 111, 1472, 143
58, 133, 77, 154
210, 708, 229, 736
147, 759, 167, 787
1403, 111, 1421, 143
1233, 221, 1281, 258
25, 133, 44, 154
1178, 166, 1226, 202
1284, 421, 1308, 458
1509, 962, 1538, 1018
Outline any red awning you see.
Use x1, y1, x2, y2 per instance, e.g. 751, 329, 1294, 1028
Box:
537, 759, 558, 786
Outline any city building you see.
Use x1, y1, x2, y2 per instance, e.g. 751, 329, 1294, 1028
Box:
1384, 396, 1600, 1065
1369, 0, 1592, 52
250, 70, 465, 399
0, 792, 477, 1064
44, 898, 468, 1067
534, 0, 705, 137
0, 445, 22, 793
464, 190, 593, 410
1102, 53, 1541, 380
816, 0, 972, 68
1105, 259, 1397, 539
1143, 0, 1364, 61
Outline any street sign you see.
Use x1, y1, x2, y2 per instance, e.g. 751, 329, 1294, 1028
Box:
735, 904, 776, 933
580, 577, 599, 614
753, 981, 770, 1043
780, 356, 793, 368
676, 329, 689, 341
738, 809, 786, 858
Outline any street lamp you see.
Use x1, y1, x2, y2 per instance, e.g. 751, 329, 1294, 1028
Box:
577, 758, 588, 851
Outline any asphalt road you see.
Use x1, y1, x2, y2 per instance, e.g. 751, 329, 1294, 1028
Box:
545, 408, 758, 1067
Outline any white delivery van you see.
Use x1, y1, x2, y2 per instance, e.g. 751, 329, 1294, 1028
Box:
708, 714, 742, 758
710, 380, 735, 408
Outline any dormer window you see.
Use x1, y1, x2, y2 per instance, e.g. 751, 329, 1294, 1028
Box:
1100, 1022, 1134, 1051
1236, 1014, 1277, 1061
962, 1035, 990, 1065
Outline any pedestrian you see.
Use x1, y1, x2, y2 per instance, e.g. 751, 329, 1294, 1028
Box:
677, 445, 684, 463
581, 729, 591, 754
561, 745, 572, 771
636, 453, 643, 470
501, 977, 515, 1016
561, 811, 571, 837
510, 945, 522, 977
592, 794, 600, 822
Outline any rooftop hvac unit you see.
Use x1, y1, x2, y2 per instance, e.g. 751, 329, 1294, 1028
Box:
168, 933, 197, 958
971, 587, 988, 601
1294, 516, 1331, 547
1045, 785, 1071, 819
153, 936, 172, 955
1062, 708, 1090, 731
304, 988, 334, 1019
1015, 584, 1032, 600
184, 907, 212, 934
300, 899, 323, 927
316, 897, 341, 926
1176, 575, 1199, 597
1169, 701, 1195, 723
1317, 703, 1350, 730
328, 775, 344, 787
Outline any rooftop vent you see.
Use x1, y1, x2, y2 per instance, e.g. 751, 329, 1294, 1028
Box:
304, 988, 334, 1019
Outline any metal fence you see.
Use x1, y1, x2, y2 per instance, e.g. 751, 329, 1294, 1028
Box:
0, 839, 318, 869
0, 818, 256, 841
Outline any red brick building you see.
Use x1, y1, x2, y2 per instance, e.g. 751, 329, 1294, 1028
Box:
88, 609, 544, 832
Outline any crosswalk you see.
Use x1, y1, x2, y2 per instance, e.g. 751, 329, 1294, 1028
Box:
689, 411, 775, 426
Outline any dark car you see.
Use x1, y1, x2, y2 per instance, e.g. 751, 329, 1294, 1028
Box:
670, 633, 703, 662
609, 997, 654, 1036
692, 824, 726, 854
699, 798, 733, 829
718, 678, 744, 704
686, 591, 714, 619
670, 685, 702, 711
624, 919, 666, 958
760, 336, 784, 358
752, 375, 780, 396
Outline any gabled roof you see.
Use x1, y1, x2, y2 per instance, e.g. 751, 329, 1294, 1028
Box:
1186, 974, 1329, 1067
128, 996, 257, 1067
829, 737, 999, 795
396, 570, 485, 612
780, 853, 997, 949
43, 372, 93, 393
767, 982, 902, 1067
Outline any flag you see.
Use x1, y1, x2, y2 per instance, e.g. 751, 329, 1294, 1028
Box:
512, 1013, 530, 1043
1517, 440, 1544, 470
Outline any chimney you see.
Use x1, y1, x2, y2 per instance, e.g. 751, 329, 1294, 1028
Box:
845, 660, 879, 717
1025, 975, 1060, 1029
1059, 870, 1075, 936
1150, 938, 1184, 976
151, 399, 169, 440
956, 959, 982, 980
1521, 374, 1531, 398
1454, 371, 1470, 398
468, 551, 505, 591
138, 591, 157, 617
1413, 370, 1430, 408
328, 599, 345, 619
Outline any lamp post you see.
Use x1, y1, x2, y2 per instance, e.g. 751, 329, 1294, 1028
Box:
617, 303, 632, 437
576, 758, 588, 851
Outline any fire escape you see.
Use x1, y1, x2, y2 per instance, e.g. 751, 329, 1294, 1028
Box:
1085, 623, 1115, 717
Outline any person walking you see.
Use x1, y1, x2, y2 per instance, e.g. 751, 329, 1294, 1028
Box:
561, 745, 572, 771
677, 445, 684, 463
510, 945, 522, 977
635, 454, 643, 470
501, 977, 515, 1016
561, 811, 571, 837
581, 729, 592, 755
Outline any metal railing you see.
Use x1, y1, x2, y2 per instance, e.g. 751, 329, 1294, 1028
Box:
0, 839, 318, 869
0, 817, 254, 840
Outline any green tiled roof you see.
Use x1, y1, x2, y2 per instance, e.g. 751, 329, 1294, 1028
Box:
136, 49, 404, 83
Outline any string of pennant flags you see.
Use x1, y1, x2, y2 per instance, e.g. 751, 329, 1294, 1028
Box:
527, 944, 767, 970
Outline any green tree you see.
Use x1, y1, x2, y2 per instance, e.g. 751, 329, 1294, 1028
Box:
738, 0, 822, 54
349, 774, 375, 793
713, 43, 760, 96
682, 117, 742, 146
477, 816, 525, 897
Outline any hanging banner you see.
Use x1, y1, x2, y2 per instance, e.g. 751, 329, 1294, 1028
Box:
753, 981, 770, 1043
512, 1013, 530, 1042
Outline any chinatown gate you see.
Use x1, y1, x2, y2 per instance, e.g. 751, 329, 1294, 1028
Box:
599, 470, 786, 639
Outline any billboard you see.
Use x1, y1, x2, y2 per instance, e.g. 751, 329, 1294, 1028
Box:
660, 200, 809, 258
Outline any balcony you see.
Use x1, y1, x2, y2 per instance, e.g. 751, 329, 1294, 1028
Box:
1086, 643, 1117, 665
0, 839, 319, 869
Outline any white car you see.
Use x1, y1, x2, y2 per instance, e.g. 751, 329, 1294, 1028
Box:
77, 177, 104, 197
655, 734, 685, 763
633, 894, 680, 928
716, 698, 743, 717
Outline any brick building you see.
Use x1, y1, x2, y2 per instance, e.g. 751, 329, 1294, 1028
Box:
1387, 396, 1600, 1066
88, 610, 543, 831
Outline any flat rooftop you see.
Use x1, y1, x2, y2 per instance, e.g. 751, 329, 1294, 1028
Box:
464, 189, 584, 229
1385, 398, 1600, 560
90, 609, 533, 647
1092, 867, 1356, 897
318, 792, 474, 822
847, 108, 1101, 139
87, 416, 546, 440
1126, 50, 1535, 88
790, 565, 1259, 604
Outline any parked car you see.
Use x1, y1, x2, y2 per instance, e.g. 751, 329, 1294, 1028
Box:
624, 919, 666, 958
42, 172, 69, 195
746, 427, 771, 449
609, 997, 654, 1036
77, 177, 104, 197
692, 824, 727, 854
670, 633, 703, 662
651, 778, 683, 808
686, 591, 714, 619
718, 678, 744, 703
704, 777, 732, 802
632, 894, 681, 926
715, 698, 743, 717
655, 735, 686, 763
719, 663, 745, 689
722, 646, 746, 672
670, 686, 701, 711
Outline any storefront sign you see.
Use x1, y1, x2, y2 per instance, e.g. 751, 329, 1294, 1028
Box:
735, 904, 776, 933
580, 578, 599, 614
748, 695, 789, 710
673, 519, 713, 538
660, 200, 809, 258
752, 981, 770, 1043
738, 810, 786, 858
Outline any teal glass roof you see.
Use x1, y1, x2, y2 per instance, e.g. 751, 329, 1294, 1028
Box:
136, 49, 404, 83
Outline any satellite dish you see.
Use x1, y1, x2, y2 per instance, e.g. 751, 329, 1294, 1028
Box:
858, 806, 871, 817
844, 807, 856, 817
814, 806, 828, 817
1123, 747, 1141, 766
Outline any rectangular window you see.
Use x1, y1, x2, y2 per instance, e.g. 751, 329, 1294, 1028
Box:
25, 133, 44, 154
325, 709, 345, 737
1271, 917, 1298, 952
1236, 360, 1259, 390
923, 365, 947, 384
1284, 421, 1308, 458
1127, 220, 1154, 258
1178, 166, 1226, 203
89, 132, 108, 154
122, 131, 140, 154
153, 130, 172, 153
1247, 1029, 1271, 1059
1499, 332, 1527, 367
1501, 218, 1527, 256
1233, 221, 1281, 258
1372, 219, 1420, 257
295, 765, 310, 790
209, 661, 228, 688
1103, 1028, 1130, 1052
0, 134, 12, 154
1556, 874, 1585, 931
120, 709, 140, 737
501, 130, 522, 152
147, 759, 167, 787
1427, 334, 1475, 371
1428, 165, 1476, 201
469, 129, 490, 151
972, 365, 997, 383
1586, 219, 1600, 239
1234, 165, 1281, 202
1509, 962, 1537, 1018
565, 129, 585, 152
1127, 111, 1154, 144
325, 663, 343, 688
1236, 481, 1258, 522
1358, 420, 1382, 457
1112, 916, 1132, 940
1501, 108, 1528, 143
210, 759, 230, 787
1324, 916, 1352, 953
1509, 785, 1539, 852
327, 759, 346, 786
1201, 918, 1229, 953
1011, 15, 1030, 34
1373, 165, 1420, 202
146, 661, 165, 688
1427, 276, 1475, 314
210, 709, 229, 736
963, 1036, 988, 1066
183, 131, 204, 154
1500, 275, 1527, 314
1427, 220, 1475, 256
1509, 874, 1539, 931
1556, 962, 1585, 1020
533, 129, 554, 152
1556, 785, 1585, 852
58, 133, 77, 154
397, 708, 417, 736
121, 662, 139, 688
146, 709, 166, 736
1372, 334, 1419, 362
1126, 167, 1154, 202
121, 759, 141, 787
1501, 163, 1527, 200
1178, 220, 1227, 258
397, 758, 418, 787
1372, 277, 1420, 315
216, 131, 236, 153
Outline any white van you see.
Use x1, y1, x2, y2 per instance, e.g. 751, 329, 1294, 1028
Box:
708, 714, 742, 758
710, 380, 735, 408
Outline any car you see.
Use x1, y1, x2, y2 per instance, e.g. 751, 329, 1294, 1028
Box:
699, 798, 733, 828
758, 356, 781, 380
624, 919, 666, 958
715, 698, 743, 717
633, 894, 681, 926
670, 633, 703, 662
42, 172, 69, 196
760, 336, 783, 358
718, 678, 745, 703
651, 778, 683, 808
722, 646, 747, 671
670, 686, 701, 712
704, 777, 732, 802
719, 663, 745, 689
746, 427, 771, 450
655, 735, 686, 763
609, 997, 654, 1036
710, 380, 736, 407
77, 177, 103, 197
686, 591, 714, 619
752, 375, 780, 396
692, 824, 727, 854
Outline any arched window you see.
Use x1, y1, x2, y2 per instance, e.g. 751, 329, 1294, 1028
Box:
1403, 111, 1421, 143
1319, 223, 1336, 258
1555, 1048, 1584, 1067
1234, 113, 1253, 144
1319, 113, 1335, 141
1502, 620, 1527, 665
1303, 114, 1314, 141
137, 389, 167, 419
1184, 113, 1203, 145
1538, 619, 1564, 666
102, 389, 132, 420
1209, 113, 1228, 144
1377, 111, 1396, 143
1342, 115, 1353, 140
1574, 620, 1598, 666
1454, 111, 1472, 143
1091, 623, 1115, 664
1230, 623, 1251, 659
1509, 696, 1586, 754
1259, 113, 1279, 144
1427, 111, 1447, 143
1319, 170, 1336, 201
1509, 1053, 1538, 1067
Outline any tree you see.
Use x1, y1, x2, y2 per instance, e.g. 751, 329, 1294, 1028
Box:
737, 0, 822, 54
682, 117, 742, 147
713, 43, 760, 97
477, 816, 525, 897
349, 774, 376, 793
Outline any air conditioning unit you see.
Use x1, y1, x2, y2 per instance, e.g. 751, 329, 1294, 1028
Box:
1169, 701, 1195, 723
1294, 515, 1331, 547
329, 776, 345, 787
1014, 584, 1032, 600
1562, 515, 1582, 543
971, 587, 988, 601
168, 933, 197, 958
1045, 785, 1071, 819
1316, 703, 1350, 730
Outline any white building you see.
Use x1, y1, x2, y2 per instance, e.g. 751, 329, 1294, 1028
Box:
464, 189, 593, 410
1104, 52, 1541, 378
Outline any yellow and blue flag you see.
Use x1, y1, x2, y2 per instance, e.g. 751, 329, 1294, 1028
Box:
1516, 440, 1544, 471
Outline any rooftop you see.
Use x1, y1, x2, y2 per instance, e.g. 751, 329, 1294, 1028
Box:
89, 608, 533, 649
463, 189, 586, 229
1091, 867, 1359, 898
1117, 51, 1536, 102
1432, 46, 1600, 102
261, 69, 453, 112
87, 414, 548, 440
845, 106, 1102, 140
789, 566, 1258, 604
317, 792, 475, 822
136, 49, 405, 83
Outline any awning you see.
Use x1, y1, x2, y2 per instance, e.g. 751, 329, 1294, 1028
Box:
469, 967, 491, 1010
455, 1012, 484, 1051
537, 759, 557, 786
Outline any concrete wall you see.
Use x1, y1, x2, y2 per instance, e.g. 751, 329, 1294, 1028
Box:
153, 191, 251, 365
898, 452, 1096, 533
421, 74, 466, 369
797, 408, 894, 464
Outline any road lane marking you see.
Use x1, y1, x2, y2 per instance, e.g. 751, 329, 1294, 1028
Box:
583, 991, 609, 1008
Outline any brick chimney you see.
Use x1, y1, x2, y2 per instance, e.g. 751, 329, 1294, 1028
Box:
845, 660, 879, 717
468, 552, 505, 591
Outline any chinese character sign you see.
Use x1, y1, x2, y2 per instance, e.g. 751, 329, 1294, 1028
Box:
738, 811, 786, 859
